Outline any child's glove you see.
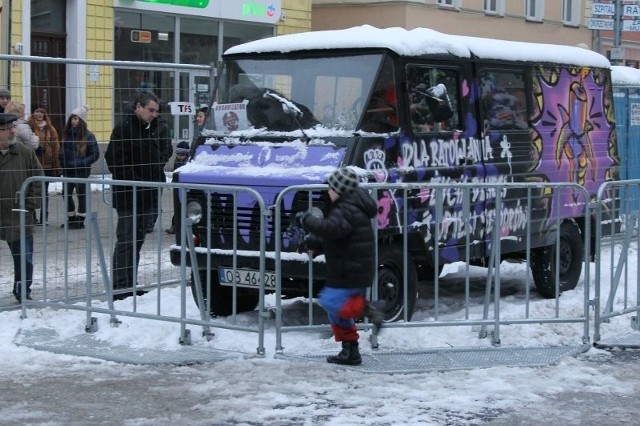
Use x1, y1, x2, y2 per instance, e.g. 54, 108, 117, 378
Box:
294, 211, 308, 230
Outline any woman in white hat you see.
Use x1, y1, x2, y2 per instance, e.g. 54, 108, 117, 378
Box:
59, 105, 100, 229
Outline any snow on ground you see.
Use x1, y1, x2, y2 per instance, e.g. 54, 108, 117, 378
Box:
0, 235, 638, 424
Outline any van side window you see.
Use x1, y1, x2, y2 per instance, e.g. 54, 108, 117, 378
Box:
406, 65, 460, 133
360, 56, 399, 133
479, 70, 528, 131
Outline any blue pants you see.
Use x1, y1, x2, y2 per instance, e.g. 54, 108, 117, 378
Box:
318, 286, 366, 328
7, 235, 34, 297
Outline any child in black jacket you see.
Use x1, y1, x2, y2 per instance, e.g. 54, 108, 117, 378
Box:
297, 167, 383, 365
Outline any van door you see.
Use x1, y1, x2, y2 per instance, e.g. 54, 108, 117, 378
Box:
401, 63, 488, 261
477, 66, 531, 253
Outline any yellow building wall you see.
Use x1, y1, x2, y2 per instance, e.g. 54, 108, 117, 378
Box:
9, 1, 23, 104
86, 0, 114, 143
279, 0, 312, 35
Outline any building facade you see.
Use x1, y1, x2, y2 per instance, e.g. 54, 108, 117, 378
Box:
2, 0, 639, 143
312, 0, 640, 65
0, 0, 312, 142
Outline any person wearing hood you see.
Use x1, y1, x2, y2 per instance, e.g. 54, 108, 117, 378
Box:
295, 167, 384, 365
0, 113, 43, 301
29, 105, 62, 225
59, 105, 100, 229
2, 101, 39, 150
105, 91, 172, 300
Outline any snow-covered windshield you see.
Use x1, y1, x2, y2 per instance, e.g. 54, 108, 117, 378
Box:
213, 54, 384, 133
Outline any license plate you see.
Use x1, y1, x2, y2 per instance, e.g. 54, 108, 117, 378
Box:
218, 267, 277, 289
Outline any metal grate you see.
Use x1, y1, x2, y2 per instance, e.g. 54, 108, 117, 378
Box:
275, 345, 590, 374
14, 328, 256, 365
594, 333, 640, 350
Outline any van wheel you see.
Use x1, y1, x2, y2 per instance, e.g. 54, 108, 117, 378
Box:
190, 269, 259, 317
377, 245, 418, 322
530, 221, 583, 298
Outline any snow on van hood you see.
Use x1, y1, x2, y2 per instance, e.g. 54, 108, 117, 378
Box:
177, 140, 345, 186
225, 25, 610, 69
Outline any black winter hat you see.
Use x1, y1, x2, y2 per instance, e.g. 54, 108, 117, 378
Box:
328, 167, 359, 196
175, 141, 190, 156
0, 113, 18, 127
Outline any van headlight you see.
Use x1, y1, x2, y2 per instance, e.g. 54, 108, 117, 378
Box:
187, 201, 203, 224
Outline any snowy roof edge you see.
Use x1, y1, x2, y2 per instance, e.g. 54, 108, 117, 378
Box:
224, 25, 610, 69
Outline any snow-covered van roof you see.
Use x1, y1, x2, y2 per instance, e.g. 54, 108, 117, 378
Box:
611, 65, 640, 86
225, 25, 611, 69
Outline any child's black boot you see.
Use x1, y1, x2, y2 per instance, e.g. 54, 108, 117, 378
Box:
327, 341, 362, 365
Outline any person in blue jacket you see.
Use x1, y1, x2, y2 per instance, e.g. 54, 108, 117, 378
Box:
59, 105, 100, 229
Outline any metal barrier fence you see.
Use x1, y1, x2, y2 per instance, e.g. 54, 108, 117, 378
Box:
12, 175, 640, 360
273, 181, 593, 354
594, 179, 640, 347
7, 175, 269, 356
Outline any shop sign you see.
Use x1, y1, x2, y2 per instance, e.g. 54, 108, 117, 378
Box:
168, 102, 196, 115
115, 0, 281, 24
131, 30, 152, 43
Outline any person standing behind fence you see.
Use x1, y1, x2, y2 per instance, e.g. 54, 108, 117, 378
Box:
29, 105, 62, 226
294, 167, 383, 366
0, 113, 43, 302
0, 89, 11, 113
3, 101, 39, 150
59, 105, 100, 230
105, 92, 172, 300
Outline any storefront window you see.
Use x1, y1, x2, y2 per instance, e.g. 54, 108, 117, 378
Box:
113, 10, 275, 140
114, 11, 176, 123
222, 22, 274, 54
180, 18, 219, 65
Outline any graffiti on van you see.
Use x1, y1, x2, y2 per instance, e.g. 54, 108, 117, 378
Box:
367, 65, 618, 259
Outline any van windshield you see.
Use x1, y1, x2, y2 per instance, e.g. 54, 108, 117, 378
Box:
214, 54, 385, 133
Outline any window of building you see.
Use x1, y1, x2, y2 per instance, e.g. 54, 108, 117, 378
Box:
31, 0, 66, 33
437, 0, 461, 9
406, 65, 461, 134
113, 11, 275, 134
222, 22, 274, 54
562, 0, 581, 26
484, 0, 505, 16
479, 69, 528, 131
180, 18, 219, 65
525, 0, 544, 22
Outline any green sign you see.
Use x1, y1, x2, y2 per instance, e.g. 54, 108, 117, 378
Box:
135, 0, 209, 8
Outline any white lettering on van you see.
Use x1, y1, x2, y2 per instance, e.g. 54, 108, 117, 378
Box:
402, 136, 494, 168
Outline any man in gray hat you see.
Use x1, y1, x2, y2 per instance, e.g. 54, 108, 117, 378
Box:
0, 113, 43, 301
0, 89, 11, 113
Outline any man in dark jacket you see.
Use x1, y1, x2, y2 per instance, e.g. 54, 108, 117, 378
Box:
297, 167, 383, 365
105, 92, 172, 300
0, 113, 43, 301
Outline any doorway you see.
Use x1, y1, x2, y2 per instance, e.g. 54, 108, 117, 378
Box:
31, 33, 66, 136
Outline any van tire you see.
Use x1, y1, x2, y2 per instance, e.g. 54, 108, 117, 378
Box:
530, 221, 583, 298
377, 245, 418, 322
190, 269, 259, 317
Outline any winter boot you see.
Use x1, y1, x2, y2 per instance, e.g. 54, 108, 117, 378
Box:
364, 301, 385, 337
327, 341, 362, 366
73, 215, 85, 229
